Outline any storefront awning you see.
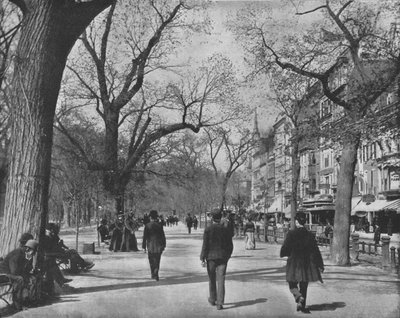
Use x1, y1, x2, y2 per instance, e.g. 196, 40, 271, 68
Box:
352, 199, 400, 214
307, 204, 335, 211
267, 198, 282, 213
284, 204, 292, 218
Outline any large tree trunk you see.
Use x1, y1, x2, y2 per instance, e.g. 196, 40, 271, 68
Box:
291, 138, 300, 229
219, 176, 229, 212
0, 1, 112, 256
331, 135, 360, 265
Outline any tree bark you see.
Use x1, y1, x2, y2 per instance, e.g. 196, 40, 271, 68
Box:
0, 1, 112, 256
331, 135, 360, 265
290, 137, 300, 229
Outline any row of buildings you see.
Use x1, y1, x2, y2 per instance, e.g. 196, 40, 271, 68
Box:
249, 55, 400, 234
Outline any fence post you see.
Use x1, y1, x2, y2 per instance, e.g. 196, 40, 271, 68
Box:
351, 233, 359, 261
390, 246, 396, 269
398, 248, 400, 276
361, 241, 365, 253
381, 236, 391, 270
368, 243, 373, 255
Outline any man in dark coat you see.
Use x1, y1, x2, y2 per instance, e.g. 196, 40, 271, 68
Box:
142, 210, 166, 281
185, 213, 193, 234
43, 223, 94, 273
200, 210, 233, 311
97, 219, 110, 243
280, 212, 324, 314
0, 236, 39, 310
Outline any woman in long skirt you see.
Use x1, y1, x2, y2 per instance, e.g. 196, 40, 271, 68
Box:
243, 217, 256, 250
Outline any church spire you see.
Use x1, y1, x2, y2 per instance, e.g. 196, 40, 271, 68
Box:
253, 108, 260, 138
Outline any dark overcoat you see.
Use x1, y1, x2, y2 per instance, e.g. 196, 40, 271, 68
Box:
142, 220, 166, 253
280, 227, 324, 283
0, 247, 33, 277
200, 221, 233, 262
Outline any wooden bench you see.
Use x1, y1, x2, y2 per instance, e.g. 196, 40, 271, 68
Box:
0, 274, 13, 306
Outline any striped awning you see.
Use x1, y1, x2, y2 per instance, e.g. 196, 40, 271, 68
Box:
352, 199, 400, 214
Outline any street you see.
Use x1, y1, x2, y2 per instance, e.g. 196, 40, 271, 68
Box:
7, 223, 400, 318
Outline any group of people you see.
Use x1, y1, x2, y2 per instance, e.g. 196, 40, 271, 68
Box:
1, 208, 325, 314
185, 213, 198, 234
100, 213, 140, 252
0, 223, 95, 310
165, 215, 179, 227
200, 210, 324, 313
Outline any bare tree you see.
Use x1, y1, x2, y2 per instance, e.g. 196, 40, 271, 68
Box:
57, 1, 242, 216
268, 70, 321, 228
206, 126, 257, 212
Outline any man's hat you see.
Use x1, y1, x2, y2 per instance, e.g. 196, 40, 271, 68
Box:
211, 209, 222, 220
149, 210, 158, 219
19, 233, 33, 244
24, 239, 39, 251
295, 212, 307, 225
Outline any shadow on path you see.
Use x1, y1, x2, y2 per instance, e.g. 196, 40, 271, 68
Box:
66, 266, 287, 295
225, 298, 268, 309
308, 302, 346, 311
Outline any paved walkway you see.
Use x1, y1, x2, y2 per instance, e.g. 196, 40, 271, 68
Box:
4, 223, 400, 317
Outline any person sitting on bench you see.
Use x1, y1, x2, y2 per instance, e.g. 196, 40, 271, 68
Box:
43, 223, 94, 274
0, 235, 40, 310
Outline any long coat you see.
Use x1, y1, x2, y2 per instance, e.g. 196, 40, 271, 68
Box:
280, 227, 324, 283
0, 248, 33, 277
142, 220, 166, 253
200, 221, 233, 262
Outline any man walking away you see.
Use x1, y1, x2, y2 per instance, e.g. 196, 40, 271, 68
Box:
142, 210, 166, 281
200, 210, 233, 310
280, 212, 324, 314
185, 213, 193, 234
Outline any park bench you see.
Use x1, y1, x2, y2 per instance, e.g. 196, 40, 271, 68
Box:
0, 274, 13, 306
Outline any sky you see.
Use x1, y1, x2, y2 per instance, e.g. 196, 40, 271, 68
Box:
173, 0, 326, 134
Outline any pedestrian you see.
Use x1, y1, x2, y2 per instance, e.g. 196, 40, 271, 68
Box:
185, 213, 193, 234
374, 225, 381, 245
97, 218, 110, 243
387, 218, 393, 236
142, 210, 166, 281
44, 223, 94, 273
193, 216, 198, 230
109, 214, 124, 252
200, 209, 233, 311
324, 220, 333, 239
280, 212, 324, 314
121, 213, 139, 252
363, 219, 370, 233
243, 217, 256, 250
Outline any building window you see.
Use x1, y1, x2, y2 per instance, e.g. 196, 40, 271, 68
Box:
320, 99, 332, 118
370, 143, 376, 159
370, 171, 374, 188
324, 152, 330, 168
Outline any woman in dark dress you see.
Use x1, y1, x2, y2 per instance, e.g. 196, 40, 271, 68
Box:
280, 212, 324, 314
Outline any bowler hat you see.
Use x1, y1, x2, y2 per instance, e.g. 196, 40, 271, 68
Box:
24, 239, 39, 251
149, 210, 158, 219
19, 233, 34, 245
211, 209, 222, 220
295, 212, 307, 225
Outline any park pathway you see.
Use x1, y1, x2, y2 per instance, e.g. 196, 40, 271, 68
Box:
5, 222, 400, 318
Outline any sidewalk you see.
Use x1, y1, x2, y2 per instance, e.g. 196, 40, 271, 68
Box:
3, 223, 400, 318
